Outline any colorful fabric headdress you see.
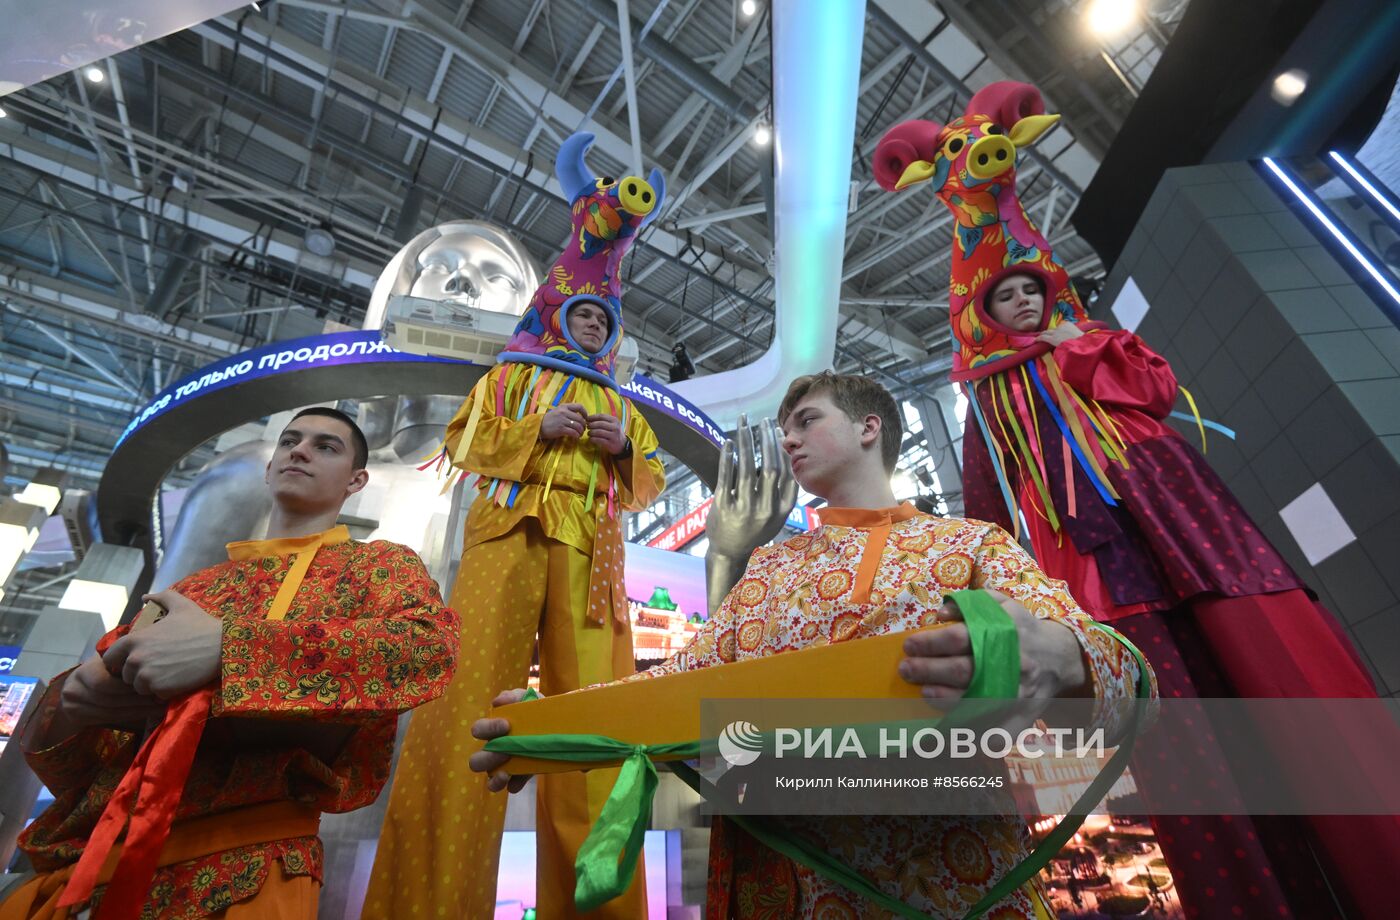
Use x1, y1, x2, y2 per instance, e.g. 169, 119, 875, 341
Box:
497, 131, 666, 389
873, 82, 1100, 382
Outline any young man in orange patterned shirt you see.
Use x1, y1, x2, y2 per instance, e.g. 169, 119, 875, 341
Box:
474, 372, 1155, 919
2, 408, 459, 920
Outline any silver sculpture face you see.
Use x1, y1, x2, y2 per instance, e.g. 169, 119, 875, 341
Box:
409, 233, 530, 314
363, 221, 539, 331
360, 220, 541, 462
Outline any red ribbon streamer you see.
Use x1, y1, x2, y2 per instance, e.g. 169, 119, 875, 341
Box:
58, 688, 213, 919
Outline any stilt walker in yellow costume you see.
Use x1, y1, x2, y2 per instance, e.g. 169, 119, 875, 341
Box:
366, 131, 667, 919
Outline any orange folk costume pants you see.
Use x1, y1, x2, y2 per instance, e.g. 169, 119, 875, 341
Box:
366, 519, 643, 919
0, 802, 320, 920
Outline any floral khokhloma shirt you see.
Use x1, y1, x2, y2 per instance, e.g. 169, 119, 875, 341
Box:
633, 505, 1156, 920
20, 539, 459, 919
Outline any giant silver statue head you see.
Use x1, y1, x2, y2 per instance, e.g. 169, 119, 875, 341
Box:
362, 220, 540, 331
360, 220, 541, 461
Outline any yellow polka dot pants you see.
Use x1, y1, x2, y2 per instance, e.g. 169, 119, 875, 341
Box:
364, 519, 645, 919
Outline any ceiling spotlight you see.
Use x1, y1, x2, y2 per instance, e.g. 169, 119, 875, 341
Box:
304, 225, 336, 257
0, 107, 7, 119
1271, 68, 1308, 105
1084, 0, 1137, 38
740, 0, 758, 17
753, 123, 772, 147
85, 66, 105, 84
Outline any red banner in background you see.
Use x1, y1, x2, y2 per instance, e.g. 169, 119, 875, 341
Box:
645, 499, 822, 552
647, 498, 713, 551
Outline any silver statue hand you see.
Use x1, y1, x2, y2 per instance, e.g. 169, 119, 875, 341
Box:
707, 414, 798, 557
705, 415, 798, 613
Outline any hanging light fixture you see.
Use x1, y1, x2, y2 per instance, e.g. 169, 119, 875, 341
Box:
0, 498, 47, 588
304, 224, 337, 257
1084, 0, 1138, 38
14, 468, 67, 515
1271, 69, 1308, 105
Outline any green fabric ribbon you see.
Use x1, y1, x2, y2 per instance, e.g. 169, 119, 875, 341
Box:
484, 731, 714, 910
957, 587, 1021, 700
485, 589, 1152, 917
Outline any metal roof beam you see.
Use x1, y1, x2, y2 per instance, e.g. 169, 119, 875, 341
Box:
189, 12, 775, 287
646, 0, 761, 152
0, 269, 243, 359
0, 129, 379, 291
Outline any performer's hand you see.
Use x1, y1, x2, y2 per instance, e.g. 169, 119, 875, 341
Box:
57, 655, 168, 732
899, 589, 1088, 704
541, 404, 588, 440
469, 689, 534, 793
102, 590, 224, 699
1035, 322, 1083, 348
585, 414, 627, 455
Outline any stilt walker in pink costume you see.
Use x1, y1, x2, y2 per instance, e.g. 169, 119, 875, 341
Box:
873, 81, 1400, 919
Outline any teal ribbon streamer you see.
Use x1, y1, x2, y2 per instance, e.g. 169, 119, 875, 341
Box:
1168, 410, 1236, 439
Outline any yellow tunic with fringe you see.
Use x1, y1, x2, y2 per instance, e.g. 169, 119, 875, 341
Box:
446, 361, 665, 561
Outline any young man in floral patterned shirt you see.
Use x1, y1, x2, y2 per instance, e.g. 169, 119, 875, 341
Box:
473, 372, 1155, 919
3, 408, 459, 920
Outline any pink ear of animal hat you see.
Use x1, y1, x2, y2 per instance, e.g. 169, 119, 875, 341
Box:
966, 81, 1047, 129
873, 82, 1052, 191
872, 81, 1053, 192
871, 119, 943, 192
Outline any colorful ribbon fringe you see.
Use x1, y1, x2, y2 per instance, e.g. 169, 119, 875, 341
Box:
432, 362, 631, 626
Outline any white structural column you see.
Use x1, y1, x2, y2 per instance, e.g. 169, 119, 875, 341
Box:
615, 0, 645, 177
672, 0, 868, 429
915, 388, 965, 516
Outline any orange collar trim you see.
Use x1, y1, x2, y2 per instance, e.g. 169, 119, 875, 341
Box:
817, 503, 922, 529
226, 525, 351, 562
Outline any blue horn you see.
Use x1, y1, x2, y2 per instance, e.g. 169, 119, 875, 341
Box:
642, 166, 667, 225
555, 132, 595, 202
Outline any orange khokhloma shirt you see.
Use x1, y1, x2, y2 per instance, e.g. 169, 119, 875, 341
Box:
18, 528, 459, 920
629, 504, 1157, 920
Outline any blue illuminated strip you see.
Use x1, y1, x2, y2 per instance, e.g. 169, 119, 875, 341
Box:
1328, 150, 1400, 227
1260, 157, 1400, 308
